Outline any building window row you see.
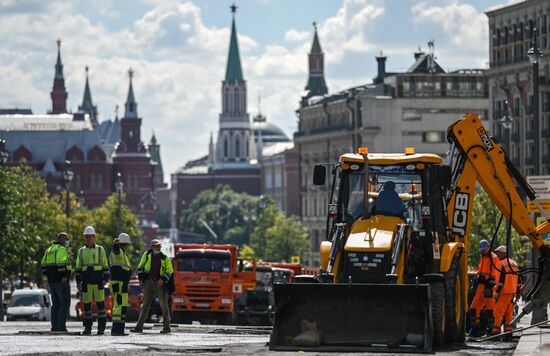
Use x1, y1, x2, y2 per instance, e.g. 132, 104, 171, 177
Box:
399, 76, 486, 98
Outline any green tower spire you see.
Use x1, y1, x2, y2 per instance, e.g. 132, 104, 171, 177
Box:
225, 4, 244, 81
310, 22, 322, 54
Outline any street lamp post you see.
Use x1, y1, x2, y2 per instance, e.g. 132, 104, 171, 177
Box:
528, 27, 543, 174
63, 160, 74, 234
500, 100, 513, 153
115, 173, 124, 236
0, 139, 9, 321
527, 26, 544, 325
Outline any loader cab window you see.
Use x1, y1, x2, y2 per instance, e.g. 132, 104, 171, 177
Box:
343, 165, 422, 226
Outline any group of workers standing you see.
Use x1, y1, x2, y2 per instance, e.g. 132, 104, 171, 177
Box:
469, 239, 521, 338
40, 226, 173, 336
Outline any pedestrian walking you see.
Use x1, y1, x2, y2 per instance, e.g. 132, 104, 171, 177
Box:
40, 232, 72, 332
130, 239, 173, 334
468, 239, 500, 336
75, 226, 110, 335
110, 233, 132, 336
491, 245, 521, 339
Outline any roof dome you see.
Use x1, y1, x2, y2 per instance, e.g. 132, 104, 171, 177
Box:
252, 121, 290, 144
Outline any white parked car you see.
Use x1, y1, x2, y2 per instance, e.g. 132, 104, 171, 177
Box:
6, 289, 51, 321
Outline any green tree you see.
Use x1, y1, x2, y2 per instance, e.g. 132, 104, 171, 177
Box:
264, 214, 309, 263
180, 185, 259, 246
469, 190, 530, 267
251, 203, 278, 259
0, 165, 64, 286
239, 244, 255, 259
91, 193, 143, 266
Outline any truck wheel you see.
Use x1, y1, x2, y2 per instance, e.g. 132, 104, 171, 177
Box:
431, 281, 446, 346
445, 258, 465, 343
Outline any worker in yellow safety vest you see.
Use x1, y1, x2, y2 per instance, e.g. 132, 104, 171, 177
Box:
41, 232, 72, 332
109, 233, 132, 336
75, 226, 110, 335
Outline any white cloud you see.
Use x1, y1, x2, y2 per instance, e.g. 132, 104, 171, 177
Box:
411, 0, 487, 53
285, 29, 310, 43
0, 0, 391, 178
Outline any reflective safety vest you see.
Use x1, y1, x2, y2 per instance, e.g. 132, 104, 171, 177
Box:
110, 248, 131, 271
497, 258, 519, 294
137, 250, 173, 281
41, 242, 71, 282
77, 245, 108, 271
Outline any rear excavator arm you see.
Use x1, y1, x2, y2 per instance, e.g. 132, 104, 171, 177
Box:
447, 113, 550, 321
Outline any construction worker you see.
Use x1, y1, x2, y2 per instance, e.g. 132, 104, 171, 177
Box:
130, 239, 173, 334
491, 245, 520, 338
468, 239, 500, 336
109, 233, 132, 336
40, 232, 72, 332
75, 226, 110, 335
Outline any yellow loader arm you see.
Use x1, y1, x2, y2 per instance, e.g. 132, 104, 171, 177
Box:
447, 113, 550, 321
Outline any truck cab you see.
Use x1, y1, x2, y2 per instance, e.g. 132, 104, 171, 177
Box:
171, 244, 256, 325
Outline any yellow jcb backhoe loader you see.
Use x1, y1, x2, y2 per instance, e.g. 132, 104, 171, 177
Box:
269, 113, 550, 352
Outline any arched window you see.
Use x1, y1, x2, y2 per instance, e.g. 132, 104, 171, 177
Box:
235, 137, 240, 158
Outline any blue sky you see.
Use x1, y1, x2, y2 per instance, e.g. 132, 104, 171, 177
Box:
0, 0, 518, 178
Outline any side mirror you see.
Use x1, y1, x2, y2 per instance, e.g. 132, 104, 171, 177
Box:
313, 164, 326, 186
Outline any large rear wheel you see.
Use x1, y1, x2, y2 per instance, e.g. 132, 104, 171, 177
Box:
444, 257, 465, 343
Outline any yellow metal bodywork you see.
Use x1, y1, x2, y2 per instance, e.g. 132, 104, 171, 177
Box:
340, 152, 443, 165
439, 242, 464, 273
320, 241, 331, 271
344, 216, 404, 252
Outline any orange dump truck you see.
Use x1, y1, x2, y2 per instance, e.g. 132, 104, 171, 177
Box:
171, 244, 255, 324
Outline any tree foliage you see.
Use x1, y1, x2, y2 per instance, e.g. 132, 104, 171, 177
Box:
251, 201, 309, 262
0, 165, 63, 284
180, 185, 260, 246
0, 165, 143, 285
469, 190, 530, 267
181, 185, 310, 262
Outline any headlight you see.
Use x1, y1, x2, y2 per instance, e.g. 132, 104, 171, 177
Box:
221, 298, 233, 305
174, 298, 184, 303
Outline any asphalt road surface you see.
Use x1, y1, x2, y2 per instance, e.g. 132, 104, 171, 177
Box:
0, 321, 517, 355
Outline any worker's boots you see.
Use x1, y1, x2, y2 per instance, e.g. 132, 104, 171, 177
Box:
111, 322, 127, 336
82, 319, 92, 336
468, 324, 481, 337
97, 318, 107, 336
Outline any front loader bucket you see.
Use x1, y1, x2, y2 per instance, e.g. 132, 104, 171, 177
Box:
270, 283, 433, 353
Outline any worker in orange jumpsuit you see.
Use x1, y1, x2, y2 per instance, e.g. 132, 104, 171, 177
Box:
469, 239, 500, 336
491, 245, 520, 338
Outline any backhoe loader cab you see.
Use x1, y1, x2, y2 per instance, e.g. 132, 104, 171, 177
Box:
270, 150, 467, 352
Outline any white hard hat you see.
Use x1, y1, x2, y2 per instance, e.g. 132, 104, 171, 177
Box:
495, 245, 507, 253
83, 226, 95, 236
118, 233, 130, 244
150, 239, 161, 246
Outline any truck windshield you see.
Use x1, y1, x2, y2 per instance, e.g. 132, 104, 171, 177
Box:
344, 166, 422, 229
177, 254, 231, 273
